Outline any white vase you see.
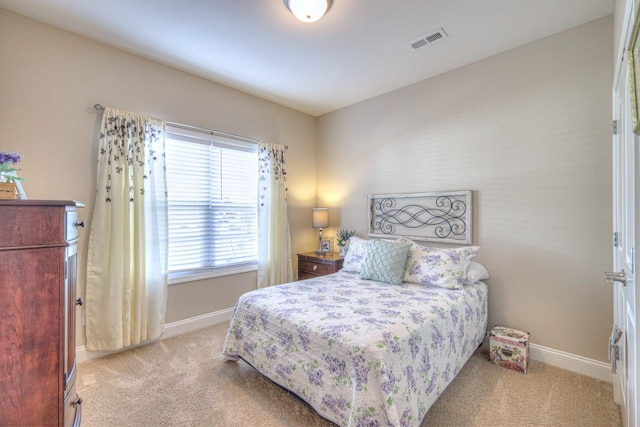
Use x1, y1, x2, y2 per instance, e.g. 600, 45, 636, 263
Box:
339, 245, 347, 257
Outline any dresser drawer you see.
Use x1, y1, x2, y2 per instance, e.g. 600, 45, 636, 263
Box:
65, 210, 79, 242
0, 205, 64, 247
63, 379, 82, 427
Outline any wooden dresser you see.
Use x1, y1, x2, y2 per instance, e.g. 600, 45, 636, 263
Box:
297, 251, 344, 280
0, 200, 84, 426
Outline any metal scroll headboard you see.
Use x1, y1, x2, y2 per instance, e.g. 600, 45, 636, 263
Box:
368, 191, 473, 245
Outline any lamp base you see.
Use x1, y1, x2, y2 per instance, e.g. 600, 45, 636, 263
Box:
315, 228, 324, 255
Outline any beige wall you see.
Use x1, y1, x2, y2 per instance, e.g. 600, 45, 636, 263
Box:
317, 16, 614, 362
0, 9, 319, 347
0, 8, 616, 363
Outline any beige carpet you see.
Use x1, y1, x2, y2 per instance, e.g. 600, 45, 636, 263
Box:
77, 322, 622, 427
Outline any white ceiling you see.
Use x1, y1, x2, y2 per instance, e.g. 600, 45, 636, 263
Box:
0, 0, 614, 116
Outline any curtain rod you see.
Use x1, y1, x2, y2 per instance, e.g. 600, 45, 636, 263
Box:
93, 104, 287, 150
166, 121, 261, 146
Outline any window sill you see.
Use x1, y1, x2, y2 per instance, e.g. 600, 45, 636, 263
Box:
168, 263, 258, 285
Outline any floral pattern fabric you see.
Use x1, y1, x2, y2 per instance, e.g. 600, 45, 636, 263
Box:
258, 143, 287, 207
97, 110, 165, 203
403, 245, 480, 290
86, 107, 168, 351
223, 271, 488, 426
257, 142, 292, 288
341, 236, 371, 272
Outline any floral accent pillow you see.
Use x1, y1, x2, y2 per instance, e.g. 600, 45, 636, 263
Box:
360, 239, 412, 285
404, 245, 480, 290
341, 236, 370, 273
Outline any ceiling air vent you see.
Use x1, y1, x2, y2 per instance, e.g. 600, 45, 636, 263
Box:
411, 28, 448, 50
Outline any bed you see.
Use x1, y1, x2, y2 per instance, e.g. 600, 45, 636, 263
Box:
223, 191, 487, 426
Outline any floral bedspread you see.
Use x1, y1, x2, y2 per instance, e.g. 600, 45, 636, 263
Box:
223, 271, 488, 427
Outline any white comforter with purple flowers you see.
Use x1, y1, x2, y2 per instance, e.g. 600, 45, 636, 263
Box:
223, 271, 488, 427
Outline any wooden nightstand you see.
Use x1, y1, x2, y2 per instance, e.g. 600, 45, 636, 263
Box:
297, 252, 344, 280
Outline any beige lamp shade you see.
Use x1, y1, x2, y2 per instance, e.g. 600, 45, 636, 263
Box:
312, 208, 329, 229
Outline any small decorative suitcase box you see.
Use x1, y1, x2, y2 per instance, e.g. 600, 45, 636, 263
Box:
489, 326, 530, 373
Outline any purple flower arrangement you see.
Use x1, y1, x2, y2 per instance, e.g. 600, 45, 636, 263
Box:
0, 150, 25, 183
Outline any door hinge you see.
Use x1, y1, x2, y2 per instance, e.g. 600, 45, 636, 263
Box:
614, 232, 620, 247
613, 120, 618, 135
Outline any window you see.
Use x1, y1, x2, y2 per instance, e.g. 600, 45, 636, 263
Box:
165, 124, 258, 283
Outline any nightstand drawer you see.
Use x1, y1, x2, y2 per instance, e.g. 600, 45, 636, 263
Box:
299, 259, 335, 276
297, 252, 344, 280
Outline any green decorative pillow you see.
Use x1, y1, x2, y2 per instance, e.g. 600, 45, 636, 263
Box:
360, 239, 412, 285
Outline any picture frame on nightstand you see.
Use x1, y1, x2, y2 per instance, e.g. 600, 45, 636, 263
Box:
320, 237, 333, 254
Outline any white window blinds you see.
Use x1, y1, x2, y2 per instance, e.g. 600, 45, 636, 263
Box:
165, 125, 258, 282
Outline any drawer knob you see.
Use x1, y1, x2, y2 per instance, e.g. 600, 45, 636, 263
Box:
72, 396, 83, 407
76, 297, 84, 306
75, 221, 86, 228
313, 265, 318, 271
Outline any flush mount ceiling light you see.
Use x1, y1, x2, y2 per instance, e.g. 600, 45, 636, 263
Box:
284, 0, 333, 23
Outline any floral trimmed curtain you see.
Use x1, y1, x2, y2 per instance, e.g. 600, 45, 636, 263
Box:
258, 142, 292, 288
85, 107, 168, 351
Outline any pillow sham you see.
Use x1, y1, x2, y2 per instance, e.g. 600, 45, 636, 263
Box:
341, 236, 370, 273
360, 239, 412, 285
462, 261, 490, 285
404, 245, 480, 290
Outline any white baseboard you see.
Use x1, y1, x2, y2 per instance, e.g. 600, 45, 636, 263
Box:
77, 310, 613, 383
530, 343, 612, 383
160, 308, 234, 340
76, 308, 233, 363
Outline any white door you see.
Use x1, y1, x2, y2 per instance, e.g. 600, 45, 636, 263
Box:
612, 42, 637, 427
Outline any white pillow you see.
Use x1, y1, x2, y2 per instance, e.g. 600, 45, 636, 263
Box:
462, 261, 490, 285
341, 236, 370, 273
404, 245, 480, 290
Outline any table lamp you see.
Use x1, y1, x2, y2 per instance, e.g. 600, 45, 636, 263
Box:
312, 208, 329, 254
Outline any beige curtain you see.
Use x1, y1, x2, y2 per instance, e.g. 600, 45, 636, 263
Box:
85, 107, 168, 351
258, 142, 292, 287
